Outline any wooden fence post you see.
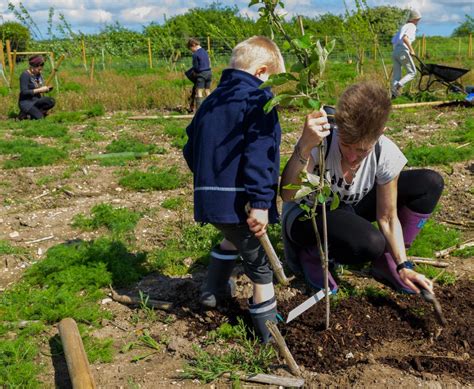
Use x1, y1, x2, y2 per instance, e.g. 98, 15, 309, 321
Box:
373, 36, 377, 61
207, 35, 211, 52
0, 40, 7, 86
10, 50, 17, 87
90, 57, 95, 81
101, 48, 105, 71
422, 34, 426, 59
6, 40, 12, 86
81, 39, 88, 71
469, 34, 473, 58
147, 38, 153, 69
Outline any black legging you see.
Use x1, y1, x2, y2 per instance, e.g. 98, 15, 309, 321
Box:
27, 97, 55, 119
289, 169, 444, 265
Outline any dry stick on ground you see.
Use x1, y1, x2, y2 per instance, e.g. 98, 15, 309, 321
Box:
128, 114, 194, 120
408, 257, 450, 268
222, 372, 304, 387
266, 321, 301, 377
109, 285, 173, 311
435, 238, 474, 258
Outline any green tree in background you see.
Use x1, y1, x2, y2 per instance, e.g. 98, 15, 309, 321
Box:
0, 21, 31, 52
452, 15, 474, 37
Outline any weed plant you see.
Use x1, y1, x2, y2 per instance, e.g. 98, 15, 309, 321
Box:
0, 240, 26, 255
415, 264, 456, 286
119, 166, 188, 191
163, 121, 188, 149
451, 246, 474, 258
72, 203, 143, 239
183, 318, 276, 383
161, 197, 185, 210
2, 143, 67, 168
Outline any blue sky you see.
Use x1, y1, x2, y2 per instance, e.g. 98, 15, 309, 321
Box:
0, 0, 472, 37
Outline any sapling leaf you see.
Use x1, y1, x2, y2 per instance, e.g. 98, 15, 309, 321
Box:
306, 172, 320, 186
317, 193, 326, 203
295, 186, 314, 199
330, 192, 340, 211
299, 203, 311, 214
263, 93, 292, 113
307, 99, 321, 110
322, 185, 332, 197
283, 183, 301, 190
290, 62, 305, 72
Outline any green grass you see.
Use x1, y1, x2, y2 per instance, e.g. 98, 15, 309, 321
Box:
163, 121, 188, 149
451, 246, 474, 258
183, 318, 276, 383
407, 219, 460, 258
415, 264, 456, 286
0, 141, 67, 168
0, 236, 149, 386
161, 197, 185, 210
148, 223, 221, 275
119, 167, 188, 191
0, 240, 26, 255
106, 135, 160, 154
404, 144, 473, 166
72, 203, 143, 238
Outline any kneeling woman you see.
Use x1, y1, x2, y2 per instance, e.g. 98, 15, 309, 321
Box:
281, 81, 443, 295
18, 55, 55, 120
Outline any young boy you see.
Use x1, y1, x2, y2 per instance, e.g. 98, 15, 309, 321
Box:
185, 38, 212, 111
183, 36, 285, 342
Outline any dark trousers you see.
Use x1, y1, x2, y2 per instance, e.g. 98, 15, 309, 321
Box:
289, 169, 444, 265
26, 97, 56, 119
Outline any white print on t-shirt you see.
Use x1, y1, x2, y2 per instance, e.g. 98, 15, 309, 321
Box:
302, 129, 407, 206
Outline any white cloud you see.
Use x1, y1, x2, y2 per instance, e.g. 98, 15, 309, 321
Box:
0, 0, 470, 36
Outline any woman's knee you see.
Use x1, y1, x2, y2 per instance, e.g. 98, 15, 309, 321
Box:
423, 169, 444, 195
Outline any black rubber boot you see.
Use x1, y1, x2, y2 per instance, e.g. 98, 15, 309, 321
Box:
195, 96, 204, 111
199, 246, 238, 309
249, 296, 278, 343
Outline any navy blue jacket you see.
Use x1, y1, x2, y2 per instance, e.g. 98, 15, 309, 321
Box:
183, 69, 281, 224
192, 47, 211, 72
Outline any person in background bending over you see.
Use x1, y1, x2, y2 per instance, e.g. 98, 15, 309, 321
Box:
185, 38, 212, 111
18, 55, 55, 120
391, 9, 422, 98
183, 36, 286, 342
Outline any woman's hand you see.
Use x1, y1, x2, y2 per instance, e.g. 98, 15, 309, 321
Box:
299, 109, 331, 157
247, 208, 268, 238
36, 86, 50, 93
399, 268, 434, 294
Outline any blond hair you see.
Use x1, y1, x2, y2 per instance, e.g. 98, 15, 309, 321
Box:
229, 36, 285, 75
335, 82, 392, 144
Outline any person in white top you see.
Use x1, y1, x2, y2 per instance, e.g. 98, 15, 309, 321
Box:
391, 9, 422, 98
281, 82, 444, 296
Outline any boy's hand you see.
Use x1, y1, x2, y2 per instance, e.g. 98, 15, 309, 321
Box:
299, 109, 331, 156
247, 208, 268, 238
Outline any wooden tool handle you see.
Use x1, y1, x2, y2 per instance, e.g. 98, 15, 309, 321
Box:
259, 233, 289, 286
58, 318, 97, 389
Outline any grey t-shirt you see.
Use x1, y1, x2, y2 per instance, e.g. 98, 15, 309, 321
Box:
305, 129, 407, 206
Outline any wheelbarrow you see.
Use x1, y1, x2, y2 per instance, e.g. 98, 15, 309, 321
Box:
414, 54, 470, 94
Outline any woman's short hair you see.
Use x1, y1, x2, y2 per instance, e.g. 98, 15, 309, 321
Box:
187, 38, 200, 49
29, 55, 44, 67
335, 82, 392, 144
229, 36, 285, 75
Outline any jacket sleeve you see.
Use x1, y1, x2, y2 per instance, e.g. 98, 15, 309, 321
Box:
183, 120, 195, 172
19, 72, 35, 99
243, 90, 280, 209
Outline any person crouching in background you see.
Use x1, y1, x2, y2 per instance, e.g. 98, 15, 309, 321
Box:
18, 55, 55, 120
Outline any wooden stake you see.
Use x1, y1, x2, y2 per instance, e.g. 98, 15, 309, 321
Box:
458, 37, 461, 56
6, 40, 12, 86
392, 100, 451, 109
265, 321, 301, 376
147, 38, 153, 69
207, 35, 211, 52
435, 238, 474, 258
90, 57, 95, 81
259, 233, 290, 285
81, 39, 88, 71
9, 50, 16, 87
422, 34, 426, 59
58, 318, 97, 389
469, 34, 473, 58
0, 41, 7, 86
101, 48, 105, 70
45, 54, 65, 85
128, 114, 193, 120
297, 15, 305, 36
373, 38, 377, 61
408, 257, 449, 268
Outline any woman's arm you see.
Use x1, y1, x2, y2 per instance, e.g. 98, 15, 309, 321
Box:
376, 177, 433, 293
280, 111, 330, 202
402, 35, 415, 55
